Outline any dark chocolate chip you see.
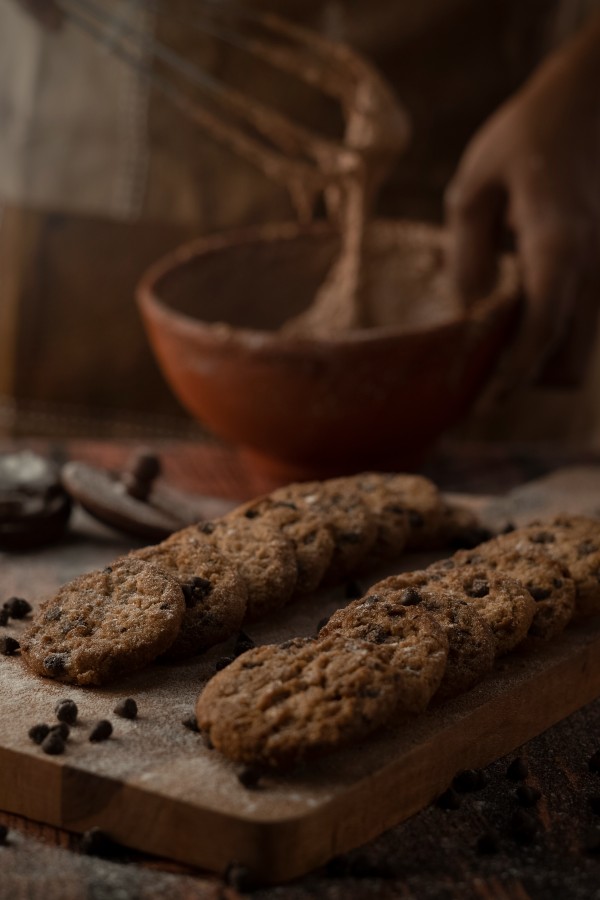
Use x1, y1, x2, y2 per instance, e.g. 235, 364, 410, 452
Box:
114, 698, 138, 719
506, 757, 529, 782
516, 785, 541, 807
199, 522, 215, 535
28, 723, 50, 745
528, 586, 552, 602
55, 699, 78, 725
510, 809, 539, 844
224, 862, 258, 892
128, 450, 161, 484
215, 656, 234, 672
0, 609, 9, 627
238, 767, 261, 789
466, 579, 489, 599
553, 578, 564, 589
3, 597, 32, 619
530, 531, 555, 544
0, 636, 19, 656
476, 831, 500, 854
41, 731, 65, 755
89, 720, 112, 742
453, 769, 488, 793
0, 824, 7, 845
182, 576, 213, 608
234, 631, 255, 657
244, 509, 259, 519
589, 750, 600, 774
43, 653, 68, 674
502, 522, 516, 534
122, 473, 151, 501
436, 788, 462, 810
79, 826, 121, 858
182, 715, 199, 732
50, 722, 70, 740
345, 579, 363, 599
400, 587, 422, 606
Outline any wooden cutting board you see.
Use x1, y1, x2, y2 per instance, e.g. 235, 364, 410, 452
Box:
1, 467, 600, 884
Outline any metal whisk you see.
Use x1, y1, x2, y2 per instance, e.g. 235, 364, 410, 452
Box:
56, 0, 410, 222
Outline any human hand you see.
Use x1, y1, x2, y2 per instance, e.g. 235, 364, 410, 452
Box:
445, 16, 600, 391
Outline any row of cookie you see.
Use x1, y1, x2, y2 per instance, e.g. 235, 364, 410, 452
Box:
195, 515, 600, 768
20, 472, 477, 683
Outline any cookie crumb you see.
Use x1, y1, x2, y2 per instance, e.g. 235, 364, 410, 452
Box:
182, 715, 199, 733
436, 788, 461, 810
3, 597, 32, 619
506, 757, 528, 782
89, 720, 112, 743
238, 767, 261, 789
55, 699, 78, 725
516, 785, 541, 807
114, 698, 137, 720
41, 731, 65, 755
28, 723, 50, 745
0, 636, 19, 656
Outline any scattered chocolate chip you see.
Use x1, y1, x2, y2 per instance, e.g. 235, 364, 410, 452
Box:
122, 473, 151, 502
0, 824, 8, 845
400, 587, 422, 606
43, 653, 68, 675
215, 656, 234, 672
128, 451, 161, 484
114, 698, 137, 719
89, 720, 113, 743
510, 809, 539, 844
0, 609, 8, 627
182, 715, 199, 732
436, 788, 462, 810
238, 767, 261, 789
28, 723, 50, 745
316, 616, 330, 634
50, 722, 70, 741
588, 750, 600, 774
79, 826, 121, 858
244, 509, 259, 519
200, 522, 215, 535
325, 855, 349, 877
466, 579, 489, 599
453, 769, 488, 793
590, 796, 600, 816
0, 635, 19, 655
41, 731, 65, 755
507, 757, 529, 782
476, 831, 500, 854
224, 862, 258, 892
516, 785, 541, 807
345, 579, 363, 599
234, 631, 255, 657
181, 576, 212, 608
55, 698, 78, 725
3, 597, 32, 619
528, 586, 551, 602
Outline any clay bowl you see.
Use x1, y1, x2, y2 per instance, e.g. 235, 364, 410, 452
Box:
137, 219, 520, 479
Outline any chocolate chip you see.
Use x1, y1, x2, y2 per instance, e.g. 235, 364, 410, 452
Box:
0, 636, 19, 655
50, 722, 70, 741
466, 579, 489, 599
89, 720, 112, 742
234, 631, 255, 657
224, 862, 258, 892
501, 522, 516, 534
79, 826, 120, 858
588, 750, 600, 774
510, 809, 539, 844
0, 609, 8, 627
530, 531, 555, 544
476, 831, 500, 854
453, 769, 488, 793
244, 509, 259, 519
215, 656, 234, 672
506, 757, 528, 782
3, 597, 32, 619
55, 699, 78, 725
528, 586, 551, 601
578, 540, 598, 558
28, 723, 50, 745
436, 788, 461, 810
43, 653, 68, 674
199, 522, 215, 535
316, 616, 330, 634
41, 731, 65, 755
0, 824, 8, 845
114, 698, 137, 719
182, 576, 212, 607
345, 579, 363, 599
516, 785, 541, 807
182, 715, 199, 732
128, 450, 161, 484
553, 578, 564, 589
238, 767, 261, 789
400, 587, 422, 606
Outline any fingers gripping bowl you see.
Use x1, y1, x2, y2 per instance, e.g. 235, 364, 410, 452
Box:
137, 220, 520, 478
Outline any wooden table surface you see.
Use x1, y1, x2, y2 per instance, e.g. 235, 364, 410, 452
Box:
3, 437, 600, 900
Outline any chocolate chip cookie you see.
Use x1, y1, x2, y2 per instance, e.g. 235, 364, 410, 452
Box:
130, 537, 248, 658
189, 517, 298, 620
20, 559, 185, 685
369, 574, 495, 699
351, 472, 442, 551
196, 635, 410, 768
320, 590, 449, 712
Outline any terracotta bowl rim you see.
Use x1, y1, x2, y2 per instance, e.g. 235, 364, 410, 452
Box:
136, 218, 521, 349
